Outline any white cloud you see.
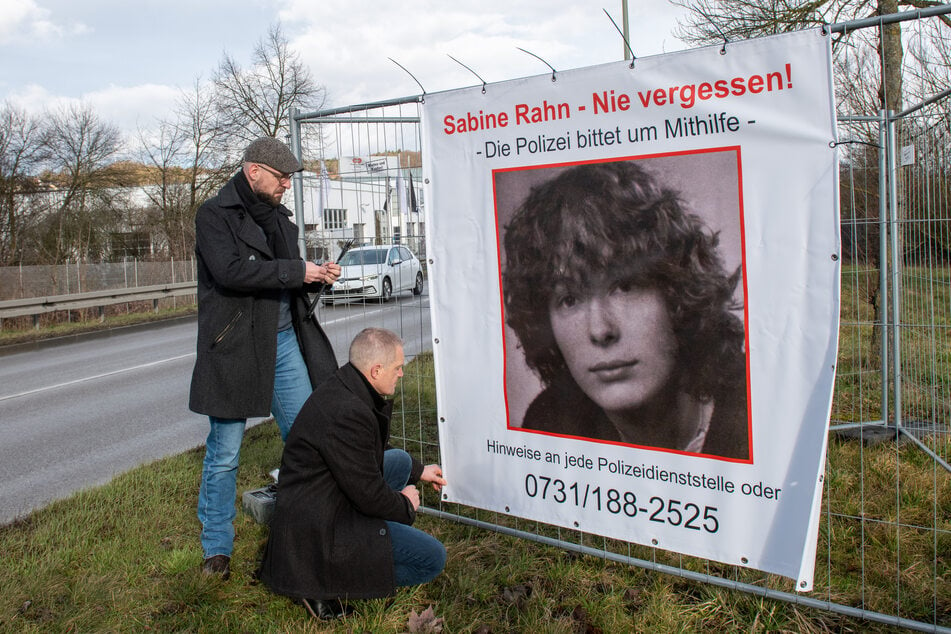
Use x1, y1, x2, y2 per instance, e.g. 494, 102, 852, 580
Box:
280, 1, 688, 109
0, 0, 87, 44
1, 2, 690, 144
8, 81, 181, 155
83, 83, 181, 132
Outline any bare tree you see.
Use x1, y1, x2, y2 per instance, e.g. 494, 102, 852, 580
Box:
906, 18, 951, 98
674, 0, 950, 372
0, 101, 49, 266
38, 103, 122, 263
213, 23, 325, 144
673, 0, 949, 113
175, 78, 233, 214
137, 119, 192, 260
137, 79, 232, 260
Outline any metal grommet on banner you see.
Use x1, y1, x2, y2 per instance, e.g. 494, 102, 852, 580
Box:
705, 19, 730, 55
516, 47, 557, 82
448, 54, 488, 94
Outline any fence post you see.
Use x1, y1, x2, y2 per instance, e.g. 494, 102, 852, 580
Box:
171, 256, 176, 310
290, 105, 307, 258
877, 111, 889, 423
885, 111, 903, 428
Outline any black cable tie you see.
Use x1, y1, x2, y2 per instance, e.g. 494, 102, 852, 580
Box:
447, 54, 488, 94
388, 58, 427, 100
516, 47, 557, 82
602, 8, 636, 69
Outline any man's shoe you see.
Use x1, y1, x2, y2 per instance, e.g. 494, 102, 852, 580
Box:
301, 597, 353, 620
201, 554, 231, 580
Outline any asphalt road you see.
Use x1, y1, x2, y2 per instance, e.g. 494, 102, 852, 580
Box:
0, 288, 432, 524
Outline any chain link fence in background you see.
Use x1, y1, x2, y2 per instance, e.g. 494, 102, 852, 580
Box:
0, 258, 196, 299
0, 259, 198, 328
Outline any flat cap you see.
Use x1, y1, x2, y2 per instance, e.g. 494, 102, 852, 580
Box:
242, 137, 303, 173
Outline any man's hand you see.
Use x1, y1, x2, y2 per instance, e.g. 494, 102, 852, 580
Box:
420, 464, 447, 492
304, 261, 341, 284
401, 484, 420, 510
324, 261, 341, 282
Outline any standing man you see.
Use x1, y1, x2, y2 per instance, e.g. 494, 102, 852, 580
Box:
260, 328, 447, 620
190, 137, 341, 580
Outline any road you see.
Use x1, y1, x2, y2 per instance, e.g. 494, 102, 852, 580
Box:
0, 289, 431, 524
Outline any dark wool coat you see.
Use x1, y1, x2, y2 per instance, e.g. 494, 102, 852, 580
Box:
260, 363, 424, 600
188, 173, 338, 418
521, 372, 750, 460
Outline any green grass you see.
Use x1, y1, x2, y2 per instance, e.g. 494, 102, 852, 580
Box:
0, 428, 924, 633
1, 352, 946, 632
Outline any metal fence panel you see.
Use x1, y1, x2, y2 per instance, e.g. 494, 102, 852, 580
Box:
289, 45, 950, 631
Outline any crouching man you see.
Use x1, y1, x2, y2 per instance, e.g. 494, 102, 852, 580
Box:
260, 328, 447, 620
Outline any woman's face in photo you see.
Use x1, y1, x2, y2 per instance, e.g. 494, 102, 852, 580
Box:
548, 278, 677, 416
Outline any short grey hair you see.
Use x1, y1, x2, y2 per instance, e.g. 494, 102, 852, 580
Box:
349, 328, 403, 372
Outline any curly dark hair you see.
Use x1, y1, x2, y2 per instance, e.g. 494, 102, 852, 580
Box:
502, 160, 746, 401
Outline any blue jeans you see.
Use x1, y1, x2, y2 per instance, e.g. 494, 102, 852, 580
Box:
383, 449, 447, 586
198, 328, 313, 558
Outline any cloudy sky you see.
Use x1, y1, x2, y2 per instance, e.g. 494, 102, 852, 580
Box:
0, 0, 691, 143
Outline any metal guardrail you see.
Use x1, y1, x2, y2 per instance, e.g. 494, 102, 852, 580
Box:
0, 282, 197, 328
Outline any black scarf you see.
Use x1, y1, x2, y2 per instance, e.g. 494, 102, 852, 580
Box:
233, 170, 293, 259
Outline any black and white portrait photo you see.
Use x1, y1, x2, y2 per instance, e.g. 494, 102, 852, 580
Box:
497, 151, 751, 461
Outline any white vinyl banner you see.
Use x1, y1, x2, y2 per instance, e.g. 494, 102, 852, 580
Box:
421, 29, 839, 589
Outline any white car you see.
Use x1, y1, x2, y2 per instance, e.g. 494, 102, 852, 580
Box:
323, 244, 424, 304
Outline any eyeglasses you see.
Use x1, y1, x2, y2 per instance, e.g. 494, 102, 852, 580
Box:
256, 163, 293, 183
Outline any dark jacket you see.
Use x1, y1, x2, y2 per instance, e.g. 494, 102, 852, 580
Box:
521, 372, 750, 461
260, 363, 424, 600
188, 173, 338, 418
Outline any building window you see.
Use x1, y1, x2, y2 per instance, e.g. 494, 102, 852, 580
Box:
323, 208, 347, 230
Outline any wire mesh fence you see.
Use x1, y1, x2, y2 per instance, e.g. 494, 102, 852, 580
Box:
0, 258, 198, 329
291, 61, 950, 632
894, 107, 951, 470
0, 258, 197, 300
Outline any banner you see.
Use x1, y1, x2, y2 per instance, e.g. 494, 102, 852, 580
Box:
421, 29, 839, 589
